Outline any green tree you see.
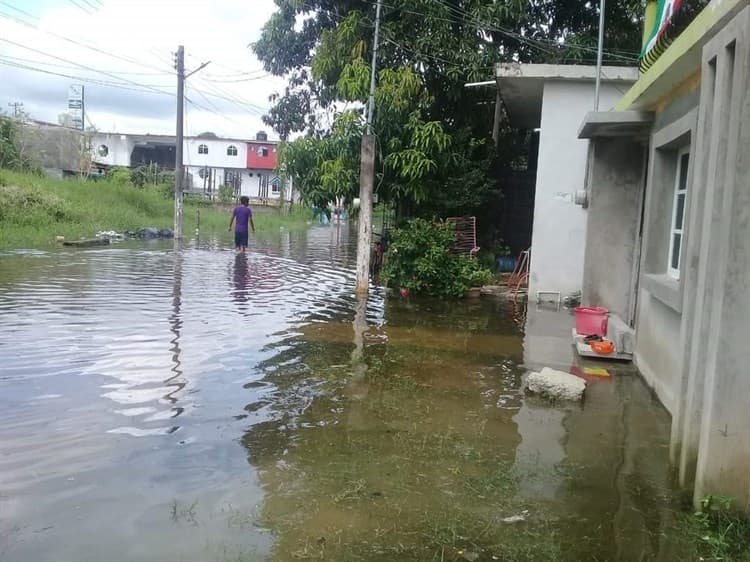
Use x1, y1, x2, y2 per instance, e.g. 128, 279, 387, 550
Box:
254, 0, 656, 222
0, 115, 40, 173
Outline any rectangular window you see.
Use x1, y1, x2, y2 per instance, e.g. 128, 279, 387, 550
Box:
668, 148, 690, 279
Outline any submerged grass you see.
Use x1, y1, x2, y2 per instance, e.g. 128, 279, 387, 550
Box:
0, 169, 311, 249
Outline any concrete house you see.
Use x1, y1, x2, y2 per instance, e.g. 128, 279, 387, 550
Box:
495, 63, 639, 299
578, 0, 750, 509
91, 130, 288, 204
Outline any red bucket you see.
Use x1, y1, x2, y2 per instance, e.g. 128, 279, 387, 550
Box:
574, 307, 608, 337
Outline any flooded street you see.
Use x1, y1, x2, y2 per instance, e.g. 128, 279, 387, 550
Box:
1, 226, 687, 561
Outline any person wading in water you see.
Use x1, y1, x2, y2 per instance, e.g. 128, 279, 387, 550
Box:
228, 196, 255, 253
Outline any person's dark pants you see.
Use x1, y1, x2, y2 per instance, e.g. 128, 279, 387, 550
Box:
234, 231, 249, 248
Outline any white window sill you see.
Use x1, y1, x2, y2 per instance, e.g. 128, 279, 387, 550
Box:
642, 273, 682, 313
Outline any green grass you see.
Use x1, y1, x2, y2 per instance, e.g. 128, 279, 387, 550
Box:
672, 495, 750, 561
0, 169, 312, 249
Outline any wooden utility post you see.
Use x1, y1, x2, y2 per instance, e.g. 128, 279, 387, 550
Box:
355, 0, 383, 294
174, 45, 185, 240
7, 101, 23, 119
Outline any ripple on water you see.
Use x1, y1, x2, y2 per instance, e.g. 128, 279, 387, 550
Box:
0, 228, 682, 562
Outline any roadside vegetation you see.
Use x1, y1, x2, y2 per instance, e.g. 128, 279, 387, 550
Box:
0, 168, 310, 249
381, 218, 494, 297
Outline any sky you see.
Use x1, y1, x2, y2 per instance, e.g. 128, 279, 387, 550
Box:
0, 0, 288, 140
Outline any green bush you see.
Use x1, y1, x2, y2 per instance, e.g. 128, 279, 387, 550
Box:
218, 184, 235, 203
106, 167, 131, 186
0, 116, 42, 174
381, 218, 494, 298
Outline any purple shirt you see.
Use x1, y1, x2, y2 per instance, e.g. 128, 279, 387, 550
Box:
232, 205, 252, 233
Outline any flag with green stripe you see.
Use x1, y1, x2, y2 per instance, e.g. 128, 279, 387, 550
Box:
640, 0, 683, 72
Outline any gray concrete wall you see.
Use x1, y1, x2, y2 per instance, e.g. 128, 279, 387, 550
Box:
688, 7, 750, 509
19, 123, 82, 172
582, 137, 645, 321
632, 103, 698, 420
632, 6, 750, 510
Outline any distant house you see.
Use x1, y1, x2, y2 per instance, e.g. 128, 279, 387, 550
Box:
576, 0, 750, 509
245, 131, 281, 200
91, 129, 290, 204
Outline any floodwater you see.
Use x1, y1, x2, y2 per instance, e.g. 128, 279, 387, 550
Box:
0, 226, 688, 561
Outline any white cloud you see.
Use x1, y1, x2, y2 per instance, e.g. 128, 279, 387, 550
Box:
0, 0, 287, 139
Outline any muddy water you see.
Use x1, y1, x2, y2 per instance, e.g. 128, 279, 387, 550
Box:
0, 227, 686, 561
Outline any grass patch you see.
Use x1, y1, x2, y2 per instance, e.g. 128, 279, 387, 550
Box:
0, 169, 312, 249
673, 495, 750, 561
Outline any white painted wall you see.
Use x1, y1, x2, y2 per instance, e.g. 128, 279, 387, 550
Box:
183, 138, 247, 170
241, 169, 281, 199
529, 81, 627, 297
91, 132, 134, 167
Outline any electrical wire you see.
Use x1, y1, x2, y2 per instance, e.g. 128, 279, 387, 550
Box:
67, 0, 95, 16
0, 37, 174, 96
0, 58, 173, 95
0, 4, 174, 74
358, 0, 638, 63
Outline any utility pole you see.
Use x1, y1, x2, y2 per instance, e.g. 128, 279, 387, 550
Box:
594, 0, 606, 110
173, 46, 210, 240
7, 101, 23, 119
174, 45, 185, 240
355, 0, 383, 295
80, 85, 85, 131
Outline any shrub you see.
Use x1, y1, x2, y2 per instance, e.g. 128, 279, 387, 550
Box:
218, 184, 235, 203
381, 218, 495, 298
106, 167, 131, 186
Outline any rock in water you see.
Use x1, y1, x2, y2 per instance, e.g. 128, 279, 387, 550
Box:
526, 367, 586, 401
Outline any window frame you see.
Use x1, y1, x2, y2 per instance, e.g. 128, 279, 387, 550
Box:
198, 144, 209, 155
667, 146, 690, 280
226, 145, 238, 156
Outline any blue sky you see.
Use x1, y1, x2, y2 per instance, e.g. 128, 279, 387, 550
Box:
0, 0, 286, 138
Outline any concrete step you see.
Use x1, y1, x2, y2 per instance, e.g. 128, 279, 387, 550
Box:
607, 313, 635, 355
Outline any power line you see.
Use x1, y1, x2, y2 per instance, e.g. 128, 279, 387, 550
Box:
0, 52, 170, 76
0, 5, 173, 74
78, 0, 100, 12
426, 0, 638, 61
0, 58, 173, 95
67, 0, 95, 16
359, 0, 638, 62
0, 37, 174, 96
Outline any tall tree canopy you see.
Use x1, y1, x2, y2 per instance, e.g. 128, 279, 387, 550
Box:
253, 0, 644, 217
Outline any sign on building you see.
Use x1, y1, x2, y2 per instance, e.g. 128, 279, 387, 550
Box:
68, 84, 84, 130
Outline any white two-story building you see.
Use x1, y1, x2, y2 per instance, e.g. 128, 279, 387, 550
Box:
91, 130, 286, 203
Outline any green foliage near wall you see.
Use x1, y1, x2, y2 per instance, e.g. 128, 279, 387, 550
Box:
381, 218, 494, 298
0, 116, 41, 174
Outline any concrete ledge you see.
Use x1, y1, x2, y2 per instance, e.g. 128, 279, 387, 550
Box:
607, 313, 636, 355
578, 110, 654, 139
495, 63, 639, 129
642, 274, 682, 313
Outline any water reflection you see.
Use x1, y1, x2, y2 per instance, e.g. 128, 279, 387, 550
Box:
0, 229, 684, 562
